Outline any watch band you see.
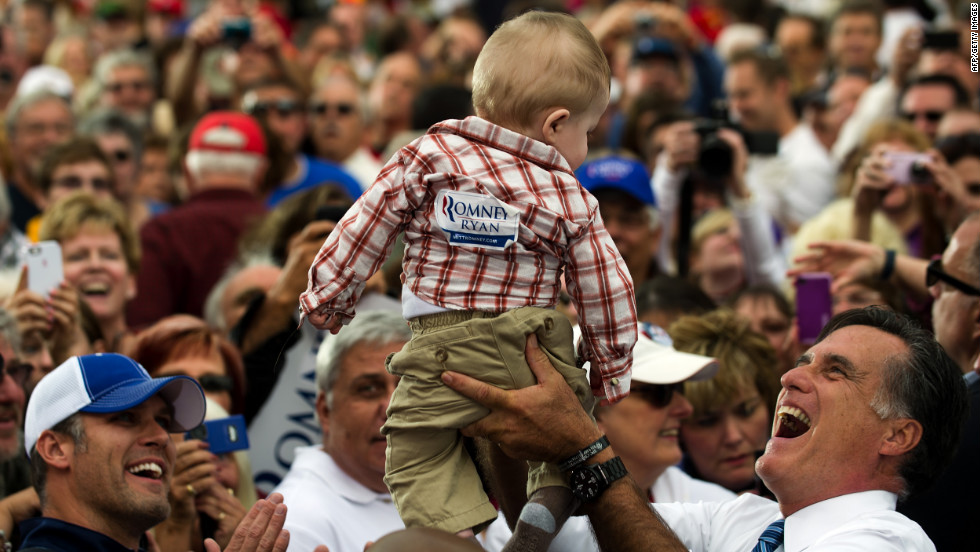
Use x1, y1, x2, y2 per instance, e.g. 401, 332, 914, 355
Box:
559, 436, 610, 471
569, 456, 629, 502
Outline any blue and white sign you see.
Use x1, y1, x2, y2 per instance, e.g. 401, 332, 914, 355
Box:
435, 190, 520, 250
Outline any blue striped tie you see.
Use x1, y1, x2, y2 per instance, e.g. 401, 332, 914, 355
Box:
751, 519, 785, 552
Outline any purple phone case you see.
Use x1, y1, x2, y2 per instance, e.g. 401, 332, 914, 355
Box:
796, 273, 833, 345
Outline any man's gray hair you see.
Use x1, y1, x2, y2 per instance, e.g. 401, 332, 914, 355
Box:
315, 310, 410, 408
78, 109, 144, 162
94, 49, 157, 90
0, 307, 22, 357
203, 254, 279, 332
4, 90, 72, 138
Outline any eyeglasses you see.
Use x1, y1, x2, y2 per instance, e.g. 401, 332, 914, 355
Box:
198, 374, 234, 393
308, 102, 355, 117
106, 81, 151, 94
244, 99, 302, 117
631, 382, 684, 408
900, 110, 944, 124
927, 258, 980, 296
0, 355, 30, 389
51, 176, 112, 192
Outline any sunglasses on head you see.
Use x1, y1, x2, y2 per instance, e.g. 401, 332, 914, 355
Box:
927, 258, 980, 296
0, 354, 31, 388
245, 99, 302, 117
900, 110, 944, 123
630, 382, 684, 408
308, 102, 355, 117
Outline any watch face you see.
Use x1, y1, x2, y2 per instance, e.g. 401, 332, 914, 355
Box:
570, 467, 601, 501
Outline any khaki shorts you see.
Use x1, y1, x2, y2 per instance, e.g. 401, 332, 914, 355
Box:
382, 306, 595, 534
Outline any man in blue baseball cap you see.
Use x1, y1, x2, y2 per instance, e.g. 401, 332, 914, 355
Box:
19, 353, 206, 551
577, 155, 663, 287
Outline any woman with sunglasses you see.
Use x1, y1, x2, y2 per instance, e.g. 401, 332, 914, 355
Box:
668, 309, 781, 495
128, 314, 246, 416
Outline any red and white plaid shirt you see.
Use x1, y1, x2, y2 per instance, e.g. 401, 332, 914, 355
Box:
300, 117, 636, 402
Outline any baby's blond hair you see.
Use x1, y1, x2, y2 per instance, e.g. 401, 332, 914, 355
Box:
472, 11, 610, 130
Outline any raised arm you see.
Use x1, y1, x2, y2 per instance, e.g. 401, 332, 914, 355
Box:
442, 335, 686, 552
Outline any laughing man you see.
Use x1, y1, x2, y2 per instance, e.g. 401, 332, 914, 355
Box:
447, 306, 968, 551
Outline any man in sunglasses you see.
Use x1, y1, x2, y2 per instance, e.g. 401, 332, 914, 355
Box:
240, 78, 361, 206
898, 74, 971, 142
308, 74, 382, 193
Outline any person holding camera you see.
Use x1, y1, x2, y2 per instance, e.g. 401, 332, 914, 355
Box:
653, 120, 785, 303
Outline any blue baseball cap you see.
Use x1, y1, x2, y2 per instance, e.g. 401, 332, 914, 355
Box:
576, 156, 656, 206
25, 353, 206, 456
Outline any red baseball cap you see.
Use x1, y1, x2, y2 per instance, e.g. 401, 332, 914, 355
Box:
147, 0, 183, 16
189, 112, 266, 156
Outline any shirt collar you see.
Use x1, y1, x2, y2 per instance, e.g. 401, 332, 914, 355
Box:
18, 517, 148, 552
784, 490, 897, 552
428, 116, 573, 175
319, 448, 394, 506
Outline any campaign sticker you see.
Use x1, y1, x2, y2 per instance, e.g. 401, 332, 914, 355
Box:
434, 190, 521, 250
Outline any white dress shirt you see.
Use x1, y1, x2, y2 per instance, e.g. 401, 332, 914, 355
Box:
342, 147, 384, 193
745, 123, 836, 233
656, 490, 935, 551
480, 467, 736, 552
272, 446, 404, 552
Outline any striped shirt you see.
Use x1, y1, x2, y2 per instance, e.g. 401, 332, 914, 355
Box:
300, 117, 635, 401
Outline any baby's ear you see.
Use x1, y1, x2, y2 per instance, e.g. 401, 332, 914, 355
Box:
540, 108, 571, 145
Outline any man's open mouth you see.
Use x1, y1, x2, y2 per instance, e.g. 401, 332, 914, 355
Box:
775, 406, 811, 438
127, 462, 164, 480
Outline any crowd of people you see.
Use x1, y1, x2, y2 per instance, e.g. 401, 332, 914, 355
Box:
0, 0, 975, 550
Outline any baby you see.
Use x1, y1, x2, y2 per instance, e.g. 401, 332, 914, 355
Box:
299, 11, 636, 551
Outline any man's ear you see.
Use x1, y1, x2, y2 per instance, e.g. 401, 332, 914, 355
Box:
35, 430, 74, 470
879, 418, 922, 458
540, 108, 571, 147
315, 390, 330, 434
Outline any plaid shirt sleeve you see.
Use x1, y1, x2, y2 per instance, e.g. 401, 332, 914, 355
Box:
564, 211, 637, 403
298, 153, 421, 323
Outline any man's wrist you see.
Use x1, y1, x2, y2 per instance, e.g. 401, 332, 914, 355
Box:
559, 436, 610, 471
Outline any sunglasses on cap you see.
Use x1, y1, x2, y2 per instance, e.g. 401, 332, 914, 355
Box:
630, 382, 684, 408
0, 354, 31, 388
308, 102, 355, 117
245, 99, 302, 117
927, 258, 980, 296
900, 110, 944, 124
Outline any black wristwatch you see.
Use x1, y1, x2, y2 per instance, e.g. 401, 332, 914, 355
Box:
568, 456, 628, 502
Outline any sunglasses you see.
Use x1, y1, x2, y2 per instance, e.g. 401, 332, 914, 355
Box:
245, 99, 302, 117
106, 81, 151, 94
198, 374, 234, 393
0, 355, 30, 388
309, 102, 355, 117
631, 382, 684, 408
927, 258, 980, 296
900, 110, 944, 124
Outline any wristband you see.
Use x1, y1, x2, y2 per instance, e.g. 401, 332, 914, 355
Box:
559, 436, 610, 472
879, 249, 896, 281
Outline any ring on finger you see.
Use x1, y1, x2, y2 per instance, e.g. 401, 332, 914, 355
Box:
218, 511, 226, 521
186, 484, 196, 496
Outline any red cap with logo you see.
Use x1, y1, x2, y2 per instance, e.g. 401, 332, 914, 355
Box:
189, 112, 266, 156
147, 0, 184, 16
